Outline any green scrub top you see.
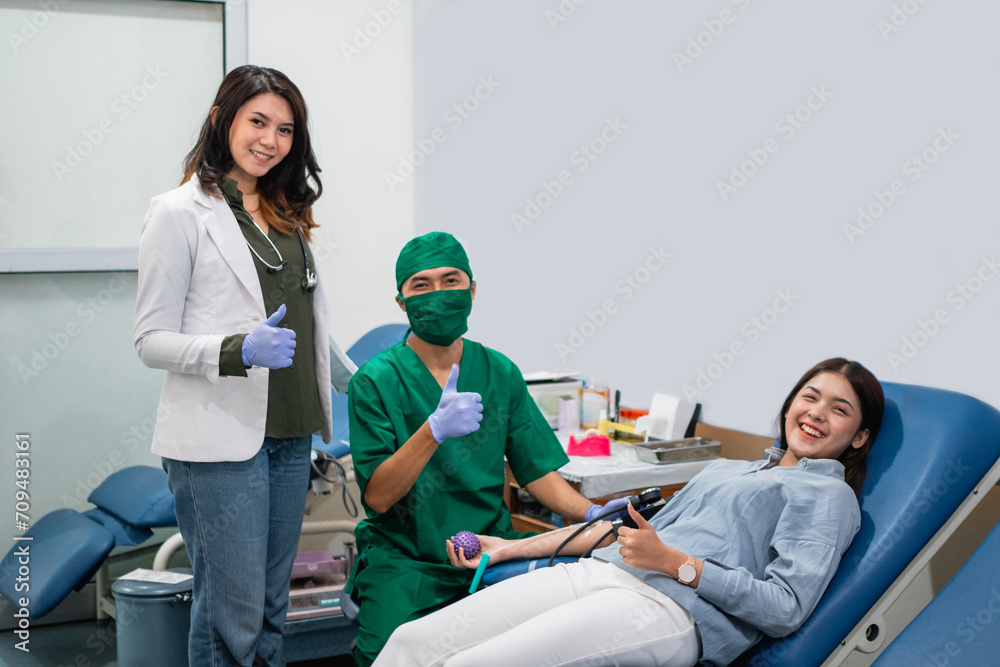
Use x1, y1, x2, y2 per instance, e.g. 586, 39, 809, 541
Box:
346, 338, 569, 665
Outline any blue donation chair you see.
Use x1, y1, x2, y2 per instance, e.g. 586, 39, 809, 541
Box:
729, 382, 1000, 666
0, 466, 176, 620
482, 382, 1000, 666
872, 518, 1000, 666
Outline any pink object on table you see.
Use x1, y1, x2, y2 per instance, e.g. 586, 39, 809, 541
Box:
567, 433, 611, 456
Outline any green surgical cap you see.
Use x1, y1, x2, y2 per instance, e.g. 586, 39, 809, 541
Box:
395, 231, 473, 293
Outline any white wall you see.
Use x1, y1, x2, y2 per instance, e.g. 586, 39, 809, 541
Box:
247, 0, 414, 347
0, 0, 414, 533
413, 0, 1000, 436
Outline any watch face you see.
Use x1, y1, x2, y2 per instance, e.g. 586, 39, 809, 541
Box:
679, 563, 697, 584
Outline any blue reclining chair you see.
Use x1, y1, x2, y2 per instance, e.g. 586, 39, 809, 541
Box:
0, 466, 176, 620
312, 324, 409, 459
482, 382, 1000, 666
731, 382, 1000, 666
872, 518, 1000, 666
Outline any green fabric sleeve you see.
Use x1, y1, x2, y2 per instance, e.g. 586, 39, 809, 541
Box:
219, 334, 249, 378
347, 372, 399, 509
503, 362, 569, 486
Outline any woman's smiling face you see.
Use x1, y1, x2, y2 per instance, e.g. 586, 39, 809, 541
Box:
781, 372, 869, 466
225, 92, 294, 187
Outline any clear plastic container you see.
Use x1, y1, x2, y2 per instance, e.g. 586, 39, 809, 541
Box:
581, 380, 609, 429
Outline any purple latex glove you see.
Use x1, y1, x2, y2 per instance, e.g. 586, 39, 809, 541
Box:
585, 497, 630, 522
427, 364, 483, 443
242, 303, 296, 369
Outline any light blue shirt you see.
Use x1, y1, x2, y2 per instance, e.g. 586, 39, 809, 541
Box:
592, 447, 861, 666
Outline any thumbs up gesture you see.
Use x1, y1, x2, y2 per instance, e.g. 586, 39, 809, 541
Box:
242, 303, 296, 369
427, 364, 484, 443
616, 503, 669, 572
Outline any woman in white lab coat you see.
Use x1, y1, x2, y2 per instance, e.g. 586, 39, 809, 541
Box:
134, 65, 355, 667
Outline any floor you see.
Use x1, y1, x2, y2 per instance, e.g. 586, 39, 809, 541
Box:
0, 620, 356, 666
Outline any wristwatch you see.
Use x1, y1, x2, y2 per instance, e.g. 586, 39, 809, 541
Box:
677, 555, 697, 586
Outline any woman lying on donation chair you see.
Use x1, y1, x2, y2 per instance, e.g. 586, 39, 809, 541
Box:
373, 357, 885, 667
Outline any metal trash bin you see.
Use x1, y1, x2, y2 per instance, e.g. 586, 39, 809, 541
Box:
111, 568, 193, 667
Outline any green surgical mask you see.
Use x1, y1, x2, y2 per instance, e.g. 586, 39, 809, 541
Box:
402, 288, 472, 346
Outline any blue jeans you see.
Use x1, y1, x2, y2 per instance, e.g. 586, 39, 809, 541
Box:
164, 436, 312, 667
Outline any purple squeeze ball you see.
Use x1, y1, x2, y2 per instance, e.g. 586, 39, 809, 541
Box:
452, 531, 481, 559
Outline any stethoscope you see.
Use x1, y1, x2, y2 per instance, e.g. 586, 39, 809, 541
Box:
242, 213, 318, 292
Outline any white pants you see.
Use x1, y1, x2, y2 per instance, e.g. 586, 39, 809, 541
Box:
374, 559, 700, 667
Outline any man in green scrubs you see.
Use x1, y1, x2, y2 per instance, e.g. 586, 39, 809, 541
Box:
346, 232, 603, 666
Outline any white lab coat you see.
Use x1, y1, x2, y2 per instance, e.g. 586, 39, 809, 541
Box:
134, 176, 356, 462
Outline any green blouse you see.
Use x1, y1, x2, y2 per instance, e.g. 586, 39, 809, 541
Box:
218, 177, 323, 439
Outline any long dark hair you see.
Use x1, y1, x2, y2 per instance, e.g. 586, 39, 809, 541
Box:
182, 65, 321, 239
777, 358, 884, 498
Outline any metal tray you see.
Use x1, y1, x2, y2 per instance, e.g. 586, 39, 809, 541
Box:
634, 437, 722, 464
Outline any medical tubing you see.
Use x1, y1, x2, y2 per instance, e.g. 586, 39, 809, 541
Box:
310, 454, 359, 518
582, 528, 615, 559
340, 472, 359, 517
546, 503, 631, 568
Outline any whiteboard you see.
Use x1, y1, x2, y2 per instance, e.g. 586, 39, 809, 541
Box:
0, 0, 245, 272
